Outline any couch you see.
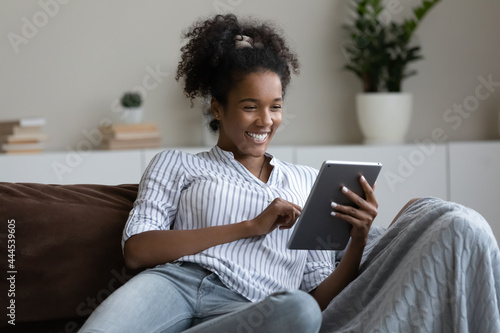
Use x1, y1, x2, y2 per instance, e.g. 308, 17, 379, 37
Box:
0, 182, 142, 332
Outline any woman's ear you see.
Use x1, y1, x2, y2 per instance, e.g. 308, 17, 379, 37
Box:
210, 97, 222, 119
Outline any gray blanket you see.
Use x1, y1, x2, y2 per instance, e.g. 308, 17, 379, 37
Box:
321, 197, 500, 333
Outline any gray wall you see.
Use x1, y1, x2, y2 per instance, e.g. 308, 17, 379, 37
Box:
1, 0, 499, 151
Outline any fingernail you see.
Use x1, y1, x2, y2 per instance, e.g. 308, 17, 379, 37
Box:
330, 211, 336, 216
331, 201, 337, 208
342, 186, 348, 193
361, 175, 366, 182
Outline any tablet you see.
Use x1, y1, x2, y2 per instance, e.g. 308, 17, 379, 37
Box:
287, 160, 382, 251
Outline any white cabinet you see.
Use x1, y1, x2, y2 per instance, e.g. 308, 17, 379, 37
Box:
0, 150, 142, 185
449, 141, 500, 241
295, 144, 448, 228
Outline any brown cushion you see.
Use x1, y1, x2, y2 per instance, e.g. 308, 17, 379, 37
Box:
0, 182, 140, 327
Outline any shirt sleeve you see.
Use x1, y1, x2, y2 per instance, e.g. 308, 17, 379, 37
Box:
300, 250, 334, 292
122, 149, 186, 248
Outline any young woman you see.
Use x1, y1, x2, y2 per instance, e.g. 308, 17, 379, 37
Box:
79, 14, 403, 333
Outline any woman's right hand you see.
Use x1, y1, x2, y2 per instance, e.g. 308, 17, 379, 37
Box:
248, 198, 302, 236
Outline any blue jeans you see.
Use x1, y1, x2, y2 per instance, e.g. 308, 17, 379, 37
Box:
79, 262, 322, 333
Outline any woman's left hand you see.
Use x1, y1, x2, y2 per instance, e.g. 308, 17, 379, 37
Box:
330, 175, 378, 246
311, 176, 378, 310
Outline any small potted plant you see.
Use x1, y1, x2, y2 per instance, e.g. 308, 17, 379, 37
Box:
120, 91, 143, 124
342, 0, 440, 144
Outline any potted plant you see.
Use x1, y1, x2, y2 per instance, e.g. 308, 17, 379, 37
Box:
120, 91, 143, 124
342, 0, 440, 144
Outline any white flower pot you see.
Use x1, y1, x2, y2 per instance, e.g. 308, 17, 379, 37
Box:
356, 93, 413, 144
121, 107, 143, 124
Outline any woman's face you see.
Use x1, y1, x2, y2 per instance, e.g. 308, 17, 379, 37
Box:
213, 71, 283, 160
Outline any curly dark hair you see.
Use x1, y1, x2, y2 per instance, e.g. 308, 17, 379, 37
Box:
175, 14, 300, 131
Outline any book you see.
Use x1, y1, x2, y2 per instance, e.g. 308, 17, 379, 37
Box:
0, 125, 44, 136
3, 149, 43, 155
99, 122, 161, 150
102, 130, 160, 141
100, 123, 158, 133
0, 117, 48, 154
1, 142, 46, 153
0, 132, 49, 144
100, 137, 161, 150
0, 117, 46, 129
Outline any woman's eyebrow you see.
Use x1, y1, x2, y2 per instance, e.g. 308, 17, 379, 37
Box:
238, 97, 283, 103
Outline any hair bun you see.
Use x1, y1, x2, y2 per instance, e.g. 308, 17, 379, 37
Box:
234, 35, 263, 49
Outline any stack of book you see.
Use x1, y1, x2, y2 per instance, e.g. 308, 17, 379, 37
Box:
100, 123, 161, 150
0, 117, 49, 154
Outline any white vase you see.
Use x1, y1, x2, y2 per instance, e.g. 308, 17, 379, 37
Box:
356, 92, 413, 144
121, 107, 143, 124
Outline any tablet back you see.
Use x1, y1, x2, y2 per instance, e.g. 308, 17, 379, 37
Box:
287, 160, 381, 251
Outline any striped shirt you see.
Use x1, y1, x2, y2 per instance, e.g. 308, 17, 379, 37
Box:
123, 145, 333, 302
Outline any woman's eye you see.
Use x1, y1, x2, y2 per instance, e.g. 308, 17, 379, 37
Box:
243, 106, 257, 111
272, 105, 282, 111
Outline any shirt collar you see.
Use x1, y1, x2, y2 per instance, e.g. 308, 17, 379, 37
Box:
209, 145, 278, 185
210, 145, 275, 164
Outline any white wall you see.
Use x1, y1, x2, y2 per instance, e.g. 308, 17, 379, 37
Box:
1, 0, 499, 152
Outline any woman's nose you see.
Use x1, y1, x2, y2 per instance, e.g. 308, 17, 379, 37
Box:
256, 108, 273, 127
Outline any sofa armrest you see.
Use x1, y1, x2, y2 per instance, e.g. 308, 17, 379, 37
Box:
0, 182, 139, 329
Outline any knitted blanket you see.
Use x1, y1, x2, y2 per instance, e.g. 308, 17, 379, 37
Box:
321, 197, 500, 333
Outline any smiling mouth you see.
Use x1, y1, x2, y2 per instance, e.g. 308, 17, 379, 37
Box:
246, 132, 269, 143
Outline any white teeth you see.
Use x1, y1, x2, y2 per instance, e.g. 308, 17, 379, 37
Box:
247, 132, 268, 142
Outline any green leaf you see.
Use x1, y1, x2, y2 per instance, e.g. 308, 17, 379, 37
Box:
341, 0, 440, 91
